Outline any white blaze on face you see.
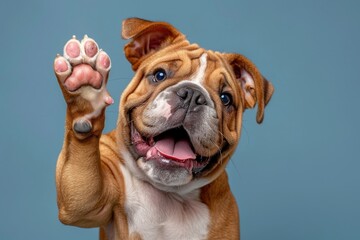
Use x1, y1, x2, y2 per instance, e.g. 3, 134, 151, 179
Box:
190, 53, 208, 84
144, 92, 173, 121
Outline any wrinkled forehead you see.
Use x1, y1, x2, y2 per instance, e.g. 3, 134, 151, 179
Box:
143, 46, 237, 87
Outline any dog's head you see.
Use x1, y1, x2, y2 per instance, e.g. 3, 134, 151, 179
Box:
117, 18, 274, 193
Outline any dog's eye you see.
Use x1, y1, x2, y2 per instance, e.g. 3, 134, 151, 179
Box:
153, 68, 167, 82
220, 92, 232, 106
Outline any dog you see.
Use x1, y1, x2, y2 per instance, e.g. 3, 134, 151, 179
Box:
53, 18, 274, 240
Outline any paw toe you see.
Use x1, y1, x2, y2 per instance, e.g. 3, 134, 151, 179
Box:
64, 37, 82, 65
97, 51, 111, 69
95, 51, 111, 79
80, 35, 100, 66
54, 56, 72, 84
65, 41, 80, 58
83, 38, 98, 58
54, 56, 69, 73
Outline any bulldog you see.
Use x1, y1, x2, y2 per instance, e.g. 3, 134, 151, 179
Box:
53, 18, 274, 240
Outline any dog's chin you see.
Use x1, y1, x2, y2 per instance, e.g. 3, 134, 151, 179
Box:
137, 157, 193, 186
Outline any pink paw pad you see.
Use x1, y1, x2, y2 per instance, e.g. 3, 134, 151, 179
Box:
64, 64, 103, 92
65, 40, 81, 58
84, 40, 98, 57
97, 52, 111, 69
54, 57, 69, 73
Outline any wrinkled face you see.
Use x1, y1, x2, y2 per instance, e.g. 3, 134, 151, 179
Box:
118, 47, 245, 192
117, 18, 273, 193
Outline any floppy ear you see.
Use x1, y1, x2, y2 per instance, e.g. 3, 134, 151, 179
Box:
122, 18, 184, 71
224, 53, 274, 123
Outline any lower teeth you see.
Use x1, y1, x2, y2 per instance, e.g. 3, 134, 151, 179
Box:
161, 159, 170, 164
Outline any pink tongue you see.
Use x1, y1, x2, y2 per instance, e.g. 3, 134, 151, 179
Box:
154, 136, 196, 161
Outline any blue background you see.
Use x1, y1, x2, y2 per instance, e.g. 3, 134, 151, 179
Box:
0, 0, 359, 239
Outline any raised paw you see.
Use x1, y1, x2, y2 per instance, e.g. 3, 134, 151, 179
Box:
54, 35, 113, 135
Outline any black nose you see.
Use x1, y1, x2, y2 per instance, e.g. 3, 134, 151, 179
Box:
176, 86, 207, 111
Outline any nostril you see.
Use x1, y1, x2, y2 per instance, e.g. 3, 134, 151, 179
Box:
177, 88, 189, 100
196, 94, 207, 105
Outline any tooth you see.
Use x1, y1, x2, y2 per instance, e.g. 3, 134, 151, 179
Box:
162, 159, 170, 164
146, 150, 152, 159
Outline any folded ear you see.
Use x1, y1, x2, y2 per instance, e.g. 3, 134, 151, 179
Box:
224, 53, 274, 123
122, 18, 184, 71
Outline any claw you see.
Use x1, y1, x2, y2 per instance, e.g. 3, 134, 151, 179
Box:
72, 35, 76, 39
84, 34, 89, 39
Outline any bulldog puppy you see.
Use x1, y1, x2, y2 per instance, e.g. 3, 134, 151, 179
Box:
53, 18, 274, 240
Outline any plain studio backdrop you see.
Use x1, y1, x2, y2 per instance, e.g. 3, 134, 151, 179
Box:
0, 0, 359, 239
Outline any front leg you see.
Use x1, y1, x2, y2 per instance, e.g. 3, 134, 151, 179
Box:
54, 35, 116, 227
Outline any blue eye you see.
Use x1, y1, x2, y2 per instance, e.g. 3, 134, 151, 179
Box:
220, 93, 232, 106
153, 68, 167, 82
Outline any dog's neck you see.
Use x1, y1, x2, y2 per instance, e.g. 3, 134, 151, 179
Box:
118, 158, 210, 240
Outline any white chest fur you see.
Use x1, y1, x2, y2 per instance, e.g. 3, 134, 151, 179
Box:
119, 164, 210, 240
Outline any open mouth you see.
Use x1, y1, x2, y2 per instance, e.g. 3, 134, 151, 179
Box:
131, 124, 210, 173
